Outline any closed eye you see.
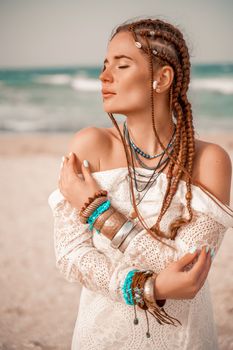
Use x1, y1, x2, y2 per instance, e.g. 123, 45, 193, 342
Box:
101, 65, 129, 72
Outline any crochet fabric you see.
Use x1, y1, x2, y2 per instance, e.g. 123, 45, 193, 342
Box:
48, 167, 233, 350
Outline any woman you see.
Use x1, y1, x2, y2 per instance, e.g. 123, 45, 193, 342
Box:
48, 17, 233, 349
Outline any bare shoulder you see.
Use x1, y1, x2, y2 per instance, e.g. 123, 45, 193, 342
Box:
193, 139, 232, 205
67, 126, 111, 173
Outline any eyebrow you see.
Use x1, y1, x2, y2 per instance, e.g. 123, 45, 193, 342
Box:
104, 55, 133, 64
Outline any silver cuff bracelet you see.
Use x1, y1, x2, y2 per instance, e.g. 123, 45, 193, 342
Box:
143, 275, 156, 304
118, 224, 141, 253
110, 219, 135, 249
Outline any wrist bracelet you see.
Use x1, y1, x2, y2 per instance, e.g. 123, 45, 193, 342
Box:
118, 223, 142, 253
87, 200, 111, 231
110, 219, 135, 249
94, 208, 126, 239
98, 210, 127, 240
79, 189, 108, 213
93, 206, 116, 232
79, 196, 108, 224
144, 275, 156, 305
144, 273, 166, 308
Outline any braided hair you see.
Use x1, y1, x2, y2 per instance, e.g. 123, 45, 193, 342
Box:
105, 17, 232, 246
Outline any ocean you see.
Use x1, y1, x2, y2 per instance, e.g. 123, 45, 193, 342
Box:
0, 63, 232, 133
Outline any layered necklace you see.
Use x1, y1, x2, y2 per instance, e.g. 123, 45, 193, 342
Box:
123, 120, 176, 218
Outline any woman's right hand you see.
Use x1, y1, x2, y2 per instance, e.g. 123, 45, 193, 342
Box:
155, 246, 212, 300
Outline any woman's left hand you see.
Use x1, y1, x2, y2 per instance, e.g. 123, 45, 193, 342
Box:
58, 152, 103, 211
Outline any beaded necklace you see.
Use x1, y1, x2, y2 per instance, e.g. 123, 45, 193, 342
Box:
123, 120, 176, 217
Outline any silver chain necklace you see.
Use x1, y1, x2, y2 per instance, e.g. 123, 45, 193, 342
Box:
123, 121, 176, 206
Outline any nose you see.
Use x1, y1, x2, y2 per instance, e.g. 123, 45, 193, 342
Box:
99, 66, 113, 82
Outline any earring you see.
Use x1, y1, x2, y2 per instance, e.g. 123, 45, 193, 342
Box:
153, 80, 158, 90
135, 41, 142, 49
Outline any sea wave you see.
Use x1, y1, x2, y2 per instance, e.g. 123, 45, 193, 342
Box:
71, 77, 101, 91
33, 74, 72, 85
32, 74, 233, 95
191, 77, 233, 94
0, 119, 48, 132
33, 74, 101, 91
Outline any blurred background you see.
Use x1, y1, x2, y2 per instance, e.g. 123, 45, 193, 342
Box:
0, 1, 233, 349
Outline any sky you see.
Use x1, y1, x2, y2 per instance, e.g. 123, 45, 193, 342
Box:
0, 0, 233, 68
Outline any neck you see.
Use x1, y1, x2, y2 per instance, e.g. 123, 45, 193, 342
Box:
121, 108, 175, 156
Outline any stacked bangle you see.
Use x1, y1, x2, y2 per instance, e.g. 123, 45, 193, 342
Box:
122, 269, 181, 338
87, 200, 111, 231
143, 274, 166, 308
122, 269, 140, 305
110, 219, 135, 249
99, 210, 128, 240
78, 192, 141, 251
79, 190, 108, 224
93, 206, 116, 233
118, 223, 142, 253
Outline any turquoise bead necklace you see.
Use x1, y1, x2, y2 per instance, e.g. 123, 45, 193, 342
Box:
123, 120, 176, 205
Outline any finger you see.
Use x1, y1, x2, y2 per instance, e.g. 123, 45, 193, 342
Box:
63, 155, 69, 164
72, 153, 80, 174
58, 174, 62, 191
67, 153, 83, 181
190, 245, 209, 278
81, 159, 93, 181
60, 156, 65, 169
59, 156, 66, 181
58, 157, 64, 185
61, 155, 70, 178
176, 249, 199, 271
197, 249, 212, 288
60, 155, 68, 187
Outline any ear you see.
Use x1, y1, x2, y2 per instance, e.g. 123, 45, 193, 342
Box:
155, 65, 174, 93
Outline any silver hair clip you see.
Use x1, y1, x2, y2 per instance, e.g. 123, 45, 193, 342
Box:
135, 41, 142, 49
149, 30, 155, 36
152, 49, 158, 55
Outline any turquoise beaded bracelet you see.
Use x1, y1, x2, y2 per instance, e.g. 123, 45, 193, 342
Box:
87, 200, 111, 233
122, 269, 140, 305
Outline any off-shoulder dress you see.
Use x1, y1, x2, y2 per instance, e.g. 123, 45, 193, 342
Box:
48, 167, 233, 350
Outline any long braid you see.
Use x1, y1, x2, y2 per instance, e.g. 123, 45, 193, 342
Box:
147, 26, 195, 236
107, 18, 233, 246
112, 19, 198, 240
143, 27, 192, 238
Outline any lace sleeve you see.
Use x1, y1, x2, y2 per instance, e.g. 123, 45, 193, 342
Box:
174, 211, 227, 258
121, 184, 233, 277
48, 188, 232, 303
48, 189, 142, 302
123, 210, 228, 278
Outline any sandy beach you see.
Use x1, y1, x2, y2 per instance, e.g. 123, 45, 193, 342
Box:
0, 131, 233, 350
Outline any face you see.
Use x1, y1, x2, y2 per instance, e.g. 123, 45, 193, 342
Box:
99, 31, 152, 115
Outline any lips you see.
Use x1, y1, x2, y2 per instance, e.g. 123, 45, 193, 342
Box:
101, 89, 116, 96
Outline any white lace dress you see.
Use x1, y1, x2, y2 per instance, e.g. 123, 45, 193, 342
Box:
48, 167, 233, 350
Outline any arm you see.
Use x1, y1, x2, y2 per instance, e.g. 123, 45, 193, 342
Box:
48, 192, 144, 302
50, 132, 232, 302
48, 185, 231, 305
122, 142, 233, 271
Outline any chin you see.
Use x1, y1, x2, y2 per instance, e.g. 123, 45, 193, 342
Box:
102, 104, 126, 115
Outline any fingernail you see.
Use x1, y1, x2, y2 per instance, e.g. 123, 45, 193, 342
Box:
189, 247, 197, 254
83, 159, 89, 168
206, 246, 209, 253
62, 156, 65, 162
69, 152, 73, 157
210, 248, 215, 258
